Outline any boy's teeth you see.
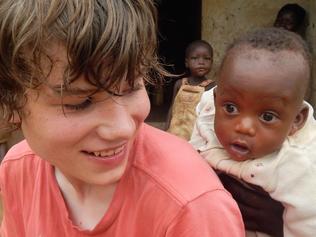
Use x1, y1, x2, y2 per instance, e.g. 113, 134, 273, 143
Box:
93, 151, 111, 157
92, 146, 124, 157
100, 151, 110, 157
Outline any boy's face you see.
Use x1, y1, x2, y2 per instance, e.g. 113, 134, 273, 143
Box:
214, 49, 307, 161
20, 43, 150, 186
185, 46, 212, 78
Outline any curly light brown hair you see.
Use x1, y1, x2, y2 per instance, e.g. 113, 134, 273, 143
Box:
0, 0, 167, 123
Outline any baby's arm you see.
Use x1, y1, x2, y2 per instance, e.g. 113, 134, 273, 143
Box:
190, 89, 217, 151
200, 148, 231, 169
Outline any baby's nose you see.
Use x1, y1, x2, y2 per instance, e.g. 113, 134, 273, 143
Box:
235, 117, 256, 137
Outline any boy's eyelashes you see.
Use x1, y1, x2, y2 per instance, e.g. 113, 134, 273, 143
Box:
61, 83, 144, 112
63, 97, 93, 111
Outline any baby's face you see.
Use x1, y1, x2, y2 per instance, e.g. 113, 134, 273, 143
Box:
214, 49, 307, 161
185, 45, 212, 77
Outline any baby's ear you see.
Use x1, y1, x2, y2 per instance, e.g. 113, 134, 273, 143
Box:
289, 105, 309, 136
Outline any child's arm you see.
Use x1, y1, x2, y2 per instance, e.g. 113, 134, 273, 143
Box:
165, 79, 183, 130
190, 88, 216, 150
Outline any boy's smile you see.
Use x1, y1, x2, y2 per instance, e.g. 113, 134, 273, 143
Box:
214, 48, 309, 161
85, 144, 125, 158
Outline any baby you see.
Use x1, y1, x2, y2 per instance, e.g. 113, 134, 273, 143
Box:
190, 27, 316, 237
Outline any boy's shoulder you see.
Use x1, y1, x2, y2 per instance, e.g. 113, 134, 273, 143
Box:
133, 124, 226, 204
0, 140, 44, 193
2, 140, 35, 163
0, 140, 42, 178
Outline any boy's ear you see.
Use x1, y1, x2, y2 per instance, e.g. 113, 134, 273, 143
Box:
289, 105, 309, 136
10, 111, 21, 124
185, 58, 188, 68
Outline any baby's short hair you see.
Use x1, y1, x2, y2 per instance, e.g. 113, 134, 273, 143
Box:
223, 27, 311, 74
0, 0, 166, 123
220, 27, 311, 102
185, 40, 213, 59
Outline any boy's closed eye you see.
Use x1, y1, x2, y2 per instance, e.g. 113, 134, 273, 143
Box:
63, 97, 93, 111
61, 81, 144, 112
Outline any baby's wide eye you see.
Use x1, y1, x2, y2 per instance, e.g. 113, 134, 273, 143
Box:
223, 103, 238, 114
260, 112, 278, 123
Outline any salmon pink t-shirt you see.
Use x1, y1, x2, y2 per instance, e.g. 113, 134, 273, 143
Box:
0, 124, 244, 236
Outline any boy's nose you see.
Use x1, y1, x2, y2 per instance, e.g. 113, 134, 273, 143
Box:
235, 117, 256, 137
96, 102, 135, 140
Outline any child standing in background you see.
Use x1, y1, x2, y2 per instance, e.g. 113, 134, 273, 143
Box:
166, 40, 215, 140
191, 28, 316, 237
274, 3, 307, 38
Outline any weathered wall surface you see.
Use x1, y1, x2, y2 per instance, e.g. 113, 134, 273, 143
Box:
202, 0, 316, 105
307, 2, 316, 106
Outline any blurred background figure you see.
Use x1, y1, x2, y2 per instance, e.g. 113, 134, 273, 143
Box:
273, 3, 307, 38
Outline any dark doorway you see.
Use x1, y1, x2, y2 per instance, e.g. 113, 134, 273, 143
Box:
146, 0, 202, 126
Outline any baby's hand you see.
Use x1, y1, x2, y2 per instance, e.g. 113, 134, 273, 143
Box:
200, 148, 230, 167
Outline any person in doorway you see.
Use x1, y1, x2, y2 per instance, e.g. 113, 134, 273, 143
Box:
166, 40, 215, 140
0, 0, 245, 236
191, 27, 316, 237
274, 3, 307, 38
